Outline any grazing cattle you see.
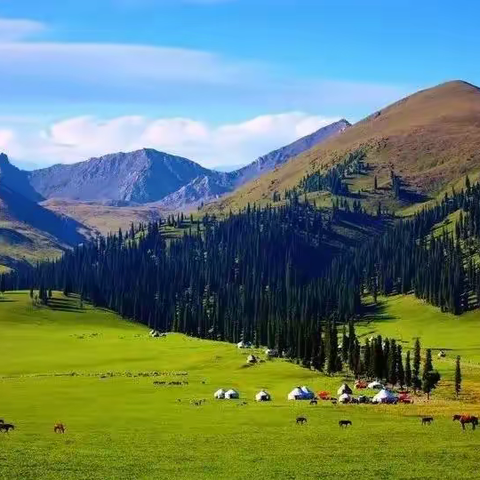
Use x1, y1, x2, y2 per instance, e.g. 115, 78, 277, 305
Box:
309, 399, 318, 405
0, 419, 4, 424
453, 415, 479, 430
296, 416, 307, 425
422, 417, 434, 425
339, 420, 352, 428
0, 423, 14, 433
54, 423, 66, 434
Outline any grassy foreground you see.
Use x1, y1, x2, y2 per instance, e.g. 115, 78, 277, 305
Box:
1, 292, 480, 480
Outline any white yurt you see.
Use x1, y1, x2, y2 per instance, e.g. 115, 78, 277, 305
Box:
337, 383, 353, 396
255, 390, 271, 402
265, 348, 278, 357
367, 381, 384, 390
214, 388, 226, 399
247, 354, 257, 364
288, 387, 305, 400
237, 341, 252, 349
339, 393, 351, 404
300, 386, 315, 400
225, 389, 240, 399
372, 389, 398, 404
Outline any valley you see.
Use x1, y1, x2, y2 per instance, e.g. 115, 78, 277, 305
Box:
1, 292, 479, 480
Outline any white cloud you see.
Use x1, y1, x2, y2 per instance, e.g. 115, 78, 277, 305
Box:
0, 18, 46, 41
0, 113, 340, 168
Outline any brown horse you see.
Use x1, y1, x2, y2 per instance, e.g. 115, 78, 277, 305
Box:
453, 415, 479, 430
54, 423, 66, 434
296, 416, 307, 425
0, 423, 15, 433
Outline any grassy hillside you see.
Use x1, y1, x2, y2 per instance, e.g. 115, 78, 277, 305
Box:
1, 292, 480, 479
212, 81, 480, 213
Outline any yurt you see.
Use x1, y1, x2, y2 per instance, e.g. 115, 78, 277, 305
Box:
225, 389, 240, 399
255, 390, 271, 402
372, 389, 398, 404
288, 387, 305, 400
337, 383, 353, 396
214, 388, 226, 399
247, 354, 257, 364
265, 349, 278, 357
367, 381, 384, 390
237, 341, 247, 349
339, 393, 351, 404
300, 386, 315, 399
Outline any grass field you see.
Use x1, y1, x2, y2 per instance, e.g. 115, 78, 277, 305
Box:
1, 292, 480, 479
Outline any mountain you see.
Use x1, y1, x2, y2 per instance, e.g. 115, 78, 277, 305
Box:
0, 153, 43, 202
24, 120, 350, 210
156, 119, 350, 209
28, 149, 210, 204
213, 81, 480, 212
230, 119, 350, 187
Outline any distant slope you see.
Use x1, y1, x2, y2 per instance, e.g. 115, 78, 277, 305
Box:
42, 199, 165, 236
0, 153, 43, 202
28, 149, 210, 204
213, 81, 480, 211
0, 185, 89, 270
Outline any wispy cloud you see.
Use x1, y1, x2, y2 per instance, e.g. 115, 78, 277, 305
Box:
0, 113, 340, 168
0, 18, 47, 41
0, 39, 407, 113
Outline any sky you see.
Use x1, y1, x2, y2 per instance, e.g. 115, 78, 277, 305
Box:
0, 0, 478, 170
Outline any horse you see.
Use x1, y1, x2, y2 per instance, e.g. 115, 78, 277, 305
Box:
339, 420, 352, 428
421, 417, 434, 425
453, 415, 479, 430
296, 416, 307, 425
309, 399, 318, 405
0, 423, 15, 433
54, 423, 66, 434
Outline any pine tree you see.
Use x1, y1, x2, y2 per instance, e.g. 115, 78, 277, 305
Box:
397, 345, 405, 388
405, 350, 412, 388
455, 355, 462, 398
422, 349, 440, 400
413, 338, 421, 391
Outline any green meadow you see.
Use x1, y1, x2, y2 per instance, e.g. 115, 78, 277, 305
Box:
1, 292, 480, 480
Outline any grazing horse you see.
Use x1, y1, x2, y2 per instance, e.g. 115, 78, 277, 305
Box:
453, 415, 479, 430
309, 399, 318, 405
421, 417, 434, 425
296, 416, 307, 425
0, 423, 14, 433
339, 420, 352, 428
54, 423, 66, 434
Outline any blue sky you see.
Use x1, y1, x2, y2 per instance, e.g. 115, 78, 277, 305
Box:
0, 0, 478, 168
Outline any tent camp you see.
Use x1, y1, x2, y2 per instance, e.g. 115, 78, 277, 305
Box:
265, 348, 278, 357
337, 383, 353, 396
237, 341, 252, 349
214, 388, 226, 399
339, 393, 351, 404
225, 389, 240, 399
255, 390, 271, 402
372, 389, 398, 404
367, 381, 384, 390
